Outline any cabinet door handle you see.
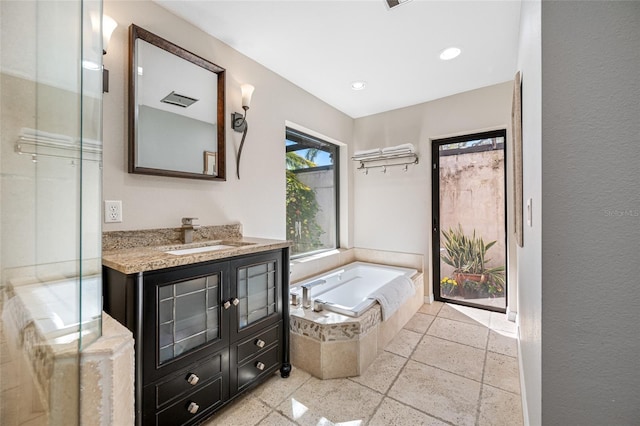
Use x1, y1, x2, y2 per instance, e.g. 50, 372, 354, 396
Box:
223, 300, 231, 309
187, 402, 199, 414
232, 298, 240, 306
256, 361, 265, 371
255, 339, 266, 348
186, 373, 199, 386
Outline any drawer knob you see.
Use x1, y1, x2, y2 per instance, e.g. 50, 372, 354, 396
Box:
223, 300, 231, 309
255, 339, 266, 348
256, 361, 265, 371
187, 402, 199, 414
232, 298, 240, 306
186, 373, 199, 386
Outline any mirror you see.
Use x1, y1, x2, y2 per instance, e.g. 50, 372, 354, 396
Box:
129, 24, 226, 180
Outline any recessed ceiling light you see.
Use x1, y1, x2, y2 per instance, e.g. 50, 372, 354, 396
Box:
351, 81, 366, 90
439, 47, 462, 61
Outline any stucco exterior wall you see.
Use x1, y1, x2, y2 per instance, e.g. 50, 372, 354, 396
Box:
438, 149, 506, 278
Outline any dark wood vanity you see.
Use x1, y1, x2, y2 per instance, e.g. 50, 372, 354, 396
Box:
103, 243, 291, 426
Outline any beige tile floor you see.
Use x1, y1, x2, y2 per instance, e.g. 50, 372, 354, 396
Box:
204, 302, 523, 426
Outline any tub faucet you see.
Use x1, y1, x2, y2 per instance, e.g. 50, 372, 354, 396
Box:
181, 217, 200, 244
301, 279, 326, 309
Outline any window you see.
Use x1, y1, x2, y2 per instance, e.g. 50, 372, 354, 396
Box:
285, 128, 339, 257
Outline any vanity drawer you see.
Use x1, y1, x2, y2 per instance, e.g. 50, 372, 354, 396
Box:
155, 377, 223, 426
155, 351, 225, 408
236, 322, 281, 364
237, 344, 280, 391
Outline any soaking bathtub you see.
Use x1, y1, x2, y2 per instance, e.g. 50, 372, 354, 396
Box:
3, 275, 102, 342
290, 261, 417, 317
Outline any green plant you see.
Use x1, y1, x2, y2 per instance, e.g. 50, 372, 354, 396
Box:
441, 224, 492, 274
286, 152, 324, 255
440, 276, 458, 296
486, 276, 505, 296
440, 224, 505, 297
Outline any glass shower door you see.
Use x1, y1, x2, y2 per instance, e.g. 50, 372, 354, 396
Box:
0, 0, 103, 424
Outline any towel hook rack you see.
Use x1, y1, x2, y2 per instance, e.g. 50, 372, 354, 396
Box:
353, 152, 418, 175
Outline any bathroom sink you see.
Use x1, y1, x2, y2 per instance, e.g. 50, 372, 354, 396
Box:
165, 245, 235, 255
163, 241, 256, 256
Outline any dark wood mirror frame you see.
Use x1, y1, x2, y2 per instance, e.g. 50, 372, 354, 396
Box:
128, 24, 226, 180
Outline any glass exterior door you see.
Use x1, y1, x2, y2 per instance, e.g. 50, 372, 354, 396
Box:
432, 130, 508, 312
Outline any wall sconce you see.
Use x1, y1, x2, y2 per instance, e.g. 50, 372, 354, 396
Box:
231, 83, 255, 179
102, 15, 117, 93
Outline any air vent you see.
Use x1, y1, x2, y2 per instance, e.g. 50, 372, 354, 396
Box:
385, 0, 412, 10
160, 91, 199, 108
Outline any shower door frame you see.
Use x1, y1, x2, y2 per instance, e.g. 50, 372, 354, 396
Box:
431, 129, 508, 313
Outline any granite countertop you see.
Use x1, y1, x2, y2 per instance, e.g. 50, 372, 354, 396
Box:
102, 236, 290, 274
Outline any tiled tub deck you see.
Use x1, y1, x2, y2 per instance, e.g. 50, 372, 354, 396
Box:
289, 273, 424, 379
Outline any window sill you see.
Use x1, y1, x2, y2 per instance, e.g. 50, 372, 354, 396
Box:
290, 248, 342, 264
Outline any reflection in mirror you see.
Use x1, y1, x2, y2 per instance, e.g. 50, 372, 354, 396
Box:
129, 25, 226, 180
204, 151, 217, 176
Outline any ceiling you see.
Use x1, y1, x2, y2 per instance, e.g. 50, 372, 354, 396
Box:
154, 0, 522, 119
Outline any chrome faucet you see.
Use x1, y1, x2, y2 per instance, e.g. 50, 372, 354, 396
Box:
181, 217, 200, 244
301, 279, 326, 309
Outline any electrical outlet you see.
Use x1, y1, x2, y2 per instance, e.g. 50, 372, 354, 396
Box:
104, 200, 122, 223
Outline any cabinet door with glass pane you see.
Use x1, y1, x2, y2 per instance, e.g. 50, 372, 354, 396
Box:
229, 251, 282, 342
142, 261, 230, 383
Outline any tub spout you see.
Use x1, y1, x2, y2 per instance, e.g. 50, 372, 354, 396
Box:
302, 279, 326, 309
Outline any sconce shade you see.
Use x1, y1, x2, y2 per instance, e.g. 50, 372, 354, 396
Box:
102, 15, 117, 54
241, 84, 255, 109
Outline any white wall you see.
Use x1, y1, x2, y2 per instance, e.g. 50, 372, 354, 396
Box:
514, 0, 542, 424
540, 1, 640, 423
103, 0, 353, 239
352, 82, 514, 301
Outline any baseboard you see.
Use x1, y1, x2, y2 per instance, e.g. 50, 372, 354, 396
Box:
517, 323, 530, 426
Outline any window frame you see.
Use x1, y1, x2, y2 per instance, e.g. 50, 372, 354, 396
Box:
285, 127, 340, 259
431, 128, 508, 313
